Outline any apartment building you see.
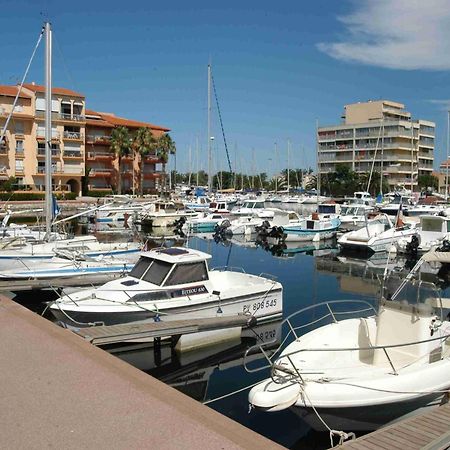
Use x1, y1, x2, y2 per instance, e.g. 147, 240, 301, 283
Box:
0, 83, 170, 195
317, 100, 435, 191
85, 110, 169, 193
0, 83, 86, 194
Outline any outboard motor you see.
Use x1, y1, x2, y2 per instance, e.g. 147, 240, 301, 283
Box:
256, 220, 271, 237
437, 239, 450, 252
214, 219, 232, 240
405, 234, 420, 258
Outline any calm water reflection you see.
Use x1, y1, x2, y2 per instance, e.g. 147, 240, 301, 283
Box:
16, 219, 450, 449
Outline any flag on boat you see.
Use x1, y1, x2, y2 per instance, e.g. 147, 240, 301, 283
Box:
395, 202, 404, 228
52, 195, 61, 219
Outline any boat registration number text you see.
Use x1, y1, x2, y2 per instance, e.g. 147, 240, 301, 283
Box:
243, 298, 277, 313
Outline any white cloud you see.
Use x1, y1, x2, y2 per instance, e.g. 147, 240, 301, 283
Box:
317, 0, 450, 70
427, 99, 450, 110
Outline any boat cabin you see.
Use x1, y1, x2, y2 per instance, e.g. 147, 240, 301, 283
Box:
317, 203, 340, 215
420, 215, 450, 236
127, 247, 211, 288
209, 201, 230, 213
241, 200, 265, 209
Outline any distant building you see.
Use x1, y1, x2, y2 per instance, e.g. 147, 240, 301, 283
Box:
85, 110, 169, 193
317, 100, 435, 191
0, 83, 169, 195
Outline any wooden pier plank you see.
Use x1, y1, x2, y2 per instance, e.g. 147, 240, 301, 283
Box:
341, 402, 450, 450
72, 315, 255, 345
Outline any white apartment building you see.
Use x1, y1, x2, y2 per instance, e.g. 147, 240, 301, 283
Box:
317, 100, 434, 191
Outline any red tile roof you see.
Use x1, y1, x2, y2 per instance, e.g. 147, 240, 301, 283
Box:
0, 86, 32, 99
87, 110, 170, 132
22, 83, 84, 98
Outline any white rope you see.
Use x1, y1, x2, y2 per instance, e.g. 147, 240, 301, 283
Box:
203, 379, 263, 405
0, 27, 44, 145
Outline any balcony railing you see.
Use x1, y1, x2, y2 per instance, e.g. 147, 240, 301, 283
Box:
37, 149, 61, 157
87, 151, 114, 159
63, 131, 84, 140
64, 150, 83, 158
35, 111, 85, 122
90, 168, 114, 176
36, 131, 60, 140
86, 135, 111, 143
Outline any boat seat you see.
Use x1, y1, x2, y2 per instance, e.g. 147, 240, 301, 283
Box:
373, 300, 435, 369
358, 318, 375, 364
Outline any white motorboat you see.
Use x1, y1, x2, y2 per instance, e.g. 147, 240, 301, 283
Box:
95, 198, 151, 223
299, 194, 329, 205
183, 196, 212, 211
139, 201, 197, 227
0, 235, 140, 268
396, 215, 450, 254
339, 205, 374, 231
281, 216, 341, 242
338, 214, 416, 253
208, 200, 232, 214
184, 213, 229, 233
247, 277, 450, 434
0, 249, 135, 284
405, 204, 445, 217
49, 247, 283, 327
379, 195, 414, 215
232, 199, 268, 217
218, 209, 302, 236
343, 191, 375, 207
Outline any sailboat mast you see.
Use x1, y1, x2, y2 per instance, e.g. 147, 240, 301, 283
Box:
44, 22, 52, 236
287, 139, 290, 193
207, 64, 212, 193
274, 142, 278, 193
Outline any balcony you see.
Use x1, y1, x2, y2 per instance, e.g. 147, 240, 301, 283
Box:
87, 150, 114, 160
55, 166, 84, 175
15, 151, 25, 159
35, 111, 85, 122
144, 155, 163, 164
64, 150, 83, 159
90, 168, 114, 177
144, 171, 163, 179
36, 131, 60, 141
63, 131, 84, 141
86, 135, 111, 145
37, 149, 61, 158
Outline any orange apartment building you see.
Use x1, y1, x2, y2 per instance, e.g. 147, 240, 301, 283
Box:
0, 83, 169, 195
85, 110, 169, 193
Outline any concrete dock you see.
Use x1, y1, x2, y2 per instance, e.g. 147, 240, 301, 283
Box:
0, 296, 283, 449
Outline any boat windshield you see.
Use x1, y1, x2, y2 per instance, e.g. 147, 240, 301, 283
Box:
164, 262, 208, 286
129, 257, 174, 286
318, 204, 336, 214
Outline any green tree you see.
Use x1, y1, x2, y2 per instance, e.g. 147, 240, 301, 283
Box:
110, 126, 131, 195
418, 174, 439, 191
132, 127, 156, 195
156, 133, 176, 193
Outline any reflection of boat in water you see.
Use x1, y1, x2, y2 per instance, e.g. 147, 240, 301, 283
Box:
107, 320, 282, 403
256, 238, 337, 258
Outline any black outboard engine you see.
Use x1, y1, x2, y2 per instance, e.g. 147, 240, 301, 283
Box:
255, 220, 271, 237
405, 234, 420, 258
213, 219, 232, 240
437, 239, 450, 252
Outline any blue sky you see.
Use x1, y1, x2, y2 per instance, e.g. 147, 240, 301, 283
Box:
2, 0, 450, 175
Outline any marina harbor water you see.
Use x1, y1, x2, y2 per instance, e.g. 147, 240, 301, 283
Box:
10, 201, 450, 448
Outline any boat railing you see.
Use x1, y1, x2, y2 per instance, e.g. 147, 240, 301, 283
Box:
243, 299, 377, 373
212, 266, 246, 273
258, 272, 278, 281
265, 331, 450, 383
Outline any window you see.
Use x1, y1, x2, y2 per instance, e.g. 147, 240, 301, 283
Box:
130, 257, 152, 279
165, 262, 208, 286
15, 160, 24, 172
15, 140, 24, 153
141, 260, 173, 286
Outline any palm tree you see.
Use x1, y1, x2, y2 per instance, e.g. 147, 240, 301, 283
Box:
132, 127, 156, 196
156, 133, 176, 193
110, 126, 131, 194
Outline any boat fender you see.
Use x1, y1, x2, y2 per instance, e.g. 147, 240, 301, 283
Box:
248, 380, 302, 412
